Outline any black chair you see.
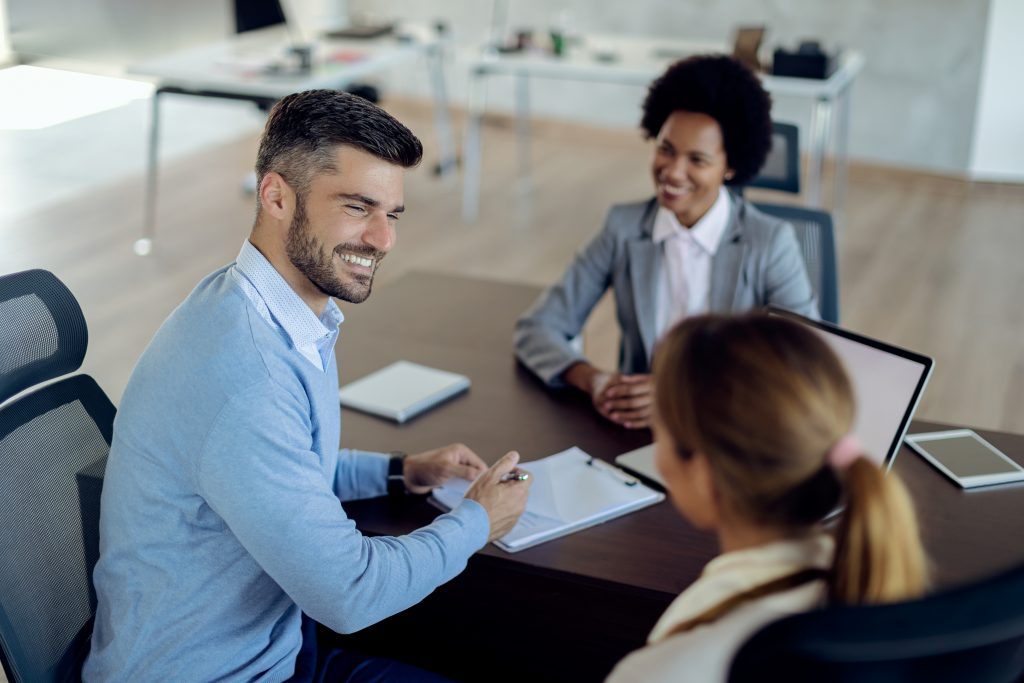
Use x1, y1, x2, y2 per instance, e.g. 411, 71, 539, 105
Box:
748, 121, 801, 194
0, 269, 115, 683
754, 202, 839, 324
729, 563, 1024, 683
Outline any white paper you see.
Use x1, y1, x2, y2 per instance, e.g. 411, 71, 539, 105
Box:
431, 447, 664, 552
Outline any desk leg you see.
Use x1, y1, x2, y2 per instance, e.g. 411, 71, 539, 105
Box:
426, 45, 458, 178
833, 84, 853, 226
806, 96, 833, 209
135, 89, 162, 256
515, 71, 531, 181
462, 69, 487, 223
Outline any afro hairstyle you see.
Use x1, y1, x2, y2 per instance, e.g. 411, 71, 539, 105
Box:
640, 55, 772, 186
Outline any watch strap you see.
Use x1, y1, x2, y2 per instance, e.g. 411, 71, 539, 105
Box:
387, 451, 407, 497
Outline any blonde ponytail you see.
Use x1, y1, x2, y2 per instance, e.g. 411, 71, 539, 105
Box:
831, 458, 928, 604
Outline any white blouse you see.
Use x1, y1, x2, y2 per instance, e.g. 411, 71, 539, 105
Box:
651, 186, 732, 340
605, 534, 834, 683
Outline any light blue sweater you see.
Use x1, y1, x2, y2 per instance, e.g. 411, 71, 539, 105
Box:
84, 247, 489, 682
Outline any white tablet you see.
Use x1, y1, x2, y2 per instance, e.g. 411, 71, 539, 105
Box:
905, 429, 1024, 489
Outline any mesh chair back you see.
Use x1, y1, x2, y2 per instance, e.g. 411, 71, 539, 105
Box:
754, 203, 839, 324
729, 562, 1024, 683
0, 270, 87, 404
748, 121, 800, 194
0, 270, 114, 683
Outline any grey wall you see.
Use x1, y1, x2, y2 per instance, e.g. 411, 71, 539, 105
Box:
3, 0, 991, 174
354, 0, 990, 175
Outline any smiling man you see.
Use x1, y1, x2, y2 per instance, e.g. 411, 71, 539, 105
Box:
84, 90, 530, 683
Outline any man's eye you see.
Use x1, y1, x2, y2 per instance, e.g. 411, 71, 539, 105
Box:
387, 213, 400, 222
345, 205, 367, 216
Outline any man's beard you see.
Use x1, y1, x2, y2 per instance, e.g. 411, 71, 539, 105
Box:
285, 197, 384, 304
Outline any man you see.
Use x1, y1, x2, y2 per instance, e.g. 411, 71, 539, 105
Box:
84, 90, 530, 682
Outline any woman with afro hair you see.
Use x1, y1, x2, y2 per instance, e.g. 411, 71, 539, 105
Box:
514, 55, 819, 429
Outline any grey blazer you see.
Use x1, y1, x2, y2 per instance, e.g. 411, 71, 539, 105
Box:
514, 195, 819, 386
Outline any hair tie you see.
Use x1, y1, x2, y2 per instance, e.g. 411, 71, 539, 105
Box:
827, 435, 862, 470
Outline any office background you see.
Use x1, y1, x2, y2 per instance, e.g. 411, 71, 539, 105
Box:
0, 2, 1022, 433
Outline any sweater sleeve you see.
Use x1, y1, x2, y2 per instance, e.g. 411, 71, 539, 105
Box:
333, 448, 389, 501
195, 383, 489, 634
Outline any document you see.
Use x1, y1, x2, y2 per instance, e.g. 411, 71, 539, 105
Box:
431, 447, 665, 553
338, 360, 470, 423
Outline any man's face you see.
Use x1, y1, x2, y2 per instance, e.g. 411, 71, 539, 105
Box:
651, 110, 732, 228
286, 146, 405, 304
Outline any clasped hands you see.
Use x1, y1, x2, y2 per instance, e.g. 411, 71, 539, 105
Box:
564, 362, 653, 430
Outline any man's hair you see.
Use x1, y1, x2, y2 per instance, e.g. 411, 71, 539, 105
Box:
640, 55, 772, 186
255, 89, 423, 201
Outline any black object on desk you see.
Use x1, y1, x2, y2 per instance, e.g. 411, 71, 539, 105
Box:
772, 40, 838, 79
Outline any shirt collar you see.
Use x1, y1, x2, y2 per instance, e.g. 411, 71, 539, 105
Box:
651, 186, 733, 255
233, 240, 344, 351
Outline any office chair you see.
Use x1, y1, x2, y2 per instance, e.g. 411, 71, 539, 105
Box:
729, 562, 1024, 683
754, 202, 839, 324
0, 269, 115, 683
747, 121, 801, 194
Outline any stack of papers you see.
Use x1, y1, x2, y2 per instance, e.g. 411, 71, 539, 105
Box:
432, 447, 664, 553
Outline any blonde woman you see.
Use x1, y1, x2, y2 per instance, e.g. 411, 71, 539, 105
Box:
606, 313, 927, 682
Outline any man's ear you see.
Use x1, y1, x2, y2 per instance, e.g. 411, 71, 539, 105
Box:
258, 172, 293, 220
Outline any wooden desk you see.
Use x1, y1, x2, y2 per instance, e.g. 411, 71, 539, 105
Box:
331, 271, 1024, 682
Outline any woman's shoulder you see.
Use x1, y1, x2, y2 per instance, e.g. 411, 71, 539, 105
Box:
606, 582, 825, 683
603, 198, 659, 236
733, 195, 790, 232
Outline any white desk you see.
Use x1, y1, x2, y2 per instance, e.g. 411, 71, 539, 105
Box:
461, 35, 864, 221
128, 24, 456, 255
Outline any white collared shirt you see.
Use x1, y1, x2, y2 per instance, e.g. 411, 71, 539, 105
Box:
652, 187, 732, 340
229, 240, 344, 372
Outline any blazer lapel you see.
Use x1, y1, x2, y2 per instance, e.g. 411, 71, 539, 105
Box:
709, 196, 746, 311
627, 202, 661, 364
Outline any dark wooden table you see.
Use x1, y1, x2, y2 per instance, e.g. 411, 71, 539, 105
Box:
331, 271, 1024, 682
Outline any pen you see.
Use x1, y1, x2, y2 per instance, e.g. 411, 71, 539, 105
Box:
501, 468, 530, 482
586, 457, 639, 486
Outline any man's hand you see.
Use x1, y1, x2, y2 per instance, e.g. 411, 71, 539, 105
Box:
563, 362, 653, 429
403, 443, 488, 495
592, 372, 654, 429
464, 451, 531, 542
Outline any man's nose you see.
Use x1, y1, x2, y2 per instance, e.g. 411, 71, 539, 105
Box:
363, 212, 394, 253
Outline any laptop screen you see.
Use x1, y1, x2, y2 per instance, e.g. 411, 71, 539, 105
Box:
616, 311, 935, 487
768, 307, 934, 469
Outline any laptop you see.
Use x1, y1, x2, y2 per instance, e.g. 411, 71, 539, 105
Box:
615, 309, 934, 487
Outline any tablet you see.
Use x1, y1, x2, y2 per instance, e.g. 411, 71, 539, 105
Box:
905, 429, 1024, 489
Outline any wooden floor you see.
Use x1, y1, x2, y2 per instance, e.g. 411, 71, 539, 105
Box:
2, 98, 1023, 437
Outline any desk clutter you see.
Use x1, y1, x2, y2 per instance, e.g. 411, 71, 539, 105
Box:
431, 447, 664, 553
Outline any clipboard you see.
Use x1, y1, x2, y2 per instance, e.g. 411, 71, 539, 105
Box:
431, 447, 664, 553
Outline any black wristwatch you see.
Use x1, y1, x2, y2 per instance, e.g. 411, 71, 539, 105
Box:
387, 451, 407, 498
